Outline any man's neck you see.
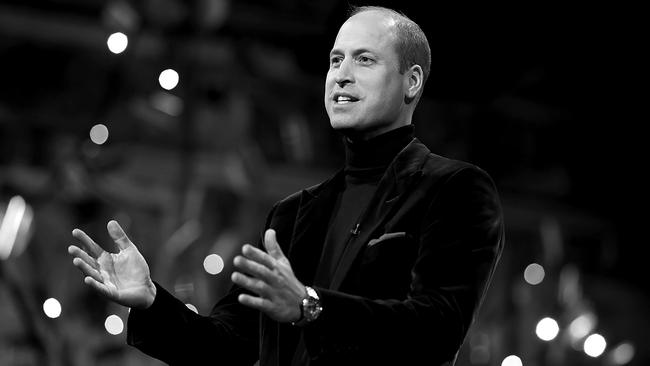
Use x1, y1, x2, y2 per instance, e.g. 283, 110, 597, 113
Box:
343, 124, 415, 170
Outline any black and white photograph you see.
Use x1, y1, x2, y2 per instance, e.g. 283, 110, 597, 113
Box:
0, 1, 645, 365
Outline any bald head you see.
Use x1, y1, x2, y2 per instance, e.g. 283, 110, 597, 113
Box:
348, 6, 431, 93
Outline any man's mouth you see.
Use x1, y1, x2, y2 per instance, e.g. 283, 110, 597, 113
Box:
333, 94, 359, 104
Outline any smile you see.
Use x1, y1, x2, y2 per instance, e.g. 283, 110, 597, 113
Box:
333, 94, 359, 104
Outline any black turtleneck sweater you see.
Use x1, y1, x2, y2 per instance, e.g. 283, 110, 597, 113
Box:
291, 124, 415, 366
313, 124, 415, 288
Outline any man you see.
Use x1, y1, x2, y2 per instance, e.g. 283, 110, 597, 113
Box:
68, 6, 504, 366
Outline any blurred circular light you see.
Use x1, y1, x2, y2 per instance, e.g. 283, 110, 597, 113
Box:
43, 298, 61, 318
611, 342, 635, 365
107, 32, 128, 54
584, 333, 607, 357
203, 254, 224, 275
501, 355, 523, 366
186, 303, 198, 314
536, 317, 559, 341
569, 313, 595, 340
105, 314, 124, 335
150, 91, 184, 116
159, 69, 179, 90
470, 346, 490, 364
524, 263, 545, 285
90, 124, 109, 145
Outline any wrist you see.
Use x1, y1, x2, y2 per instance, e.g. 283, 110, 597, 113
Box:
291, 286, 308, 323
292, 285, 322, 327
142, 279, 157, 309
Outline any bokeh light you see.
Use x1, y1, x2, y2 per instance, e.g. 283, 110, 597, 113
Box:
203, 254, 224, 275
524, 263, 545, 285
535, 317, 559, 341
150, 91, 184, 116
469, 332, 490, 364
584, 333, 607, 357
43, 298, 62, 318
104, 314, 124, 335
501, 355, 523, 366
158, 69, 179, 90
568, 313, 596, 340
106, 32, 128, 54
90, 124, 109, 145
0, 195, 31, 260
611, 342, 635, 365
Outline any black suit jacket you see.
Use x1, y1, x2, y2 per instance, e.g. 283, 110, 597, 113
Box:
127, 138, 505, 366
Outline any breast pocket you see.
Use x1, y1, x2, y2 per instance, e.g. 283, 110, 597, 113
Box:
367, 231, 407, 247
360, 231, 418, 298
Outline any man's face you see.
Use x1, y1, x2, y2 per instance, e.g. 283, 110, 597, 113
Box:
324, 11, 409, 140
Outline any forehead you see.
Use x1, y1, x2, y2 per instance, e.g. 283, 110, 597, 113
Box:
332, 11, 398, 54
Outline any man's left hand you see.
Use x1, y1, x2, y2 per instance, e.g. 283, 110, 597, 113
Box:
231, 229, 306, 323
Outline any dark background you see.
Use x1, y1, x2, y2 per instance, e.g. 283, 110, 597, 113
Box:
0, 1, 646, 365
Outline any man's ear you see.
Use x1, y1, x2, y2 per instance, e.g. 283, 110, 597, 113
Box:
404, 64, 423, 104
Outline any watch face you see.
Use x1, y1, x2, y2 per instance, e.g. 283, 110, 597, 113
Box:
300, 286, 322, 322
305, 304, 316, 317
304, 299, 322, 321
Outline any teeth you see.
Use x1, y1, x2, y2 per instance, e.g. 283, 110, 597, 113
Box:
336, 96, 354, 103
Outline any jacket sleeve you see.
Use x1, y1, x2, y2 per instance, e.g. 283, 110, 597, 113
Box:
302, 166, 505, 363
126, 282, 259, 366
126, 205, 282, 365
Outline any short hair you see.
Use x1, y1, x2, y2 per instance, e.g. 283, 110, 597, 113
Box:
349, 6, 432, 88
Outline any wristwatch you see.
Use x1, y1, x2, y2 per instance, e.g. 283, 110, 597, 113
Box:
292, 286, 323, 326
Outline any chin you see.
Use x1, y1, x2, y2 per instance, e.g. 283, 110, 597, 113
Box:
330, 121, 351, 131
329, 116, 360, 130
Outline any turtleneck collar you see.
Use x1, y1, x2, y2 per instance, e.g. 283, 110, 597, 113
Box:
343, 124, 415, 176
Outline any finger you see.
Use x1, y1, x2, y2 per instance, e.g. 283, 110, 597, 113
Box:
84, 276, 114, 299
231, 272, 270, 297
233, 255, 273, 281
107, 220, 133, 250
241, 244, 275, 269
68, 245, 99, 270
264, 229, 285, 260
72, 257, 104, 283
72, 229, 104, 258
237, 293, 272, 312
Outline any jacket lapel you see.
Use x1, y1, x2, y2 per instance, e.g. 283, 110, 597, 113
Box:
267, 173, 344, 365
287, 170, 345, 283
329, 139, 429, 291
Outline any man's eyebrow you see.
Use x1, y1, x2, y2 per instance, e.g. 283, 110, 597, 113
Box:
329, 48, 343, 57
329, 48, 377, 57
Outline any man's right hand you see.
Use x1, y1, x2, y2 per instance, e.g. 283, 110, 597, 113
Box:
68, 220, 157, 309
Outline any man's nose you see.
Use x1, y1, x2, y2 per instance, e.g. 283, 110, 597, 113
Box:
334, 59, 354, 87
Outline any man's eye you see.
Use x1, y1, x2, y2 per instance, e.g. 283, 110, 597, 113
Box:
330, 57, 342, 66
358, 56, 373, 64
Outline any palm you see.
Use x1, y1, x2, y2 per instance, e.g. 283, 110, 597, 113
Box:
69, 220, 156, 309
96, 246, 152, 307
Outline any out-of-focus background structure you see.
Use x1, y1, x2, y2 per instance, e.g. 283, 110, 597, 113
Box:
0, 1, 646, 365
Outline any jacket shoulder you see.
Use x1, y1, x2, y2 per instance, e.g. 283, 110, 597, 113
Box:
421, 151, 493, 182
269, 177, 331, 219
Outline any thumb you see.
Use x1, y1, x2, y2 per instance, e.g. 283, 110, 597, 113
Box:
263, 229, 285, 259
107, 220, 133, 250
